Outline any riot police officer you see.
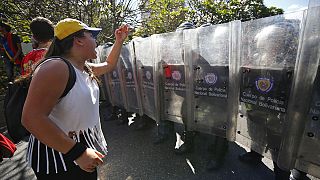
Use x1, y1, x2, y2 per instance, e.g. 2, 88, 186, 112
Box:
237, 21, 309, 180
154, 22, 196, 153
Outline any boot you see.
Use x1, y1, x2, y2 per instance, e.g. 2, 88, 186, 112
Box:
274, 162, 290, 180
238, 151, 263, 165
117, 113, 128, 125
174, 131, 195, 155
206, 136, 228, 171
153, 121, 172, 144
100, 101, 113, 121
290, 169, 310, 180
117, 109, 128, 125
134, 115, 148, 130
109, 106, 120, 121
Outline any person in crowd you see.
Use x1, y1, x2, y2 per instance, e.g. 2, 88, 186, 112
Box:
21, 17, 54, 76
31, 36, 39, 49
22, 18, 128, 179
0, 21, 23, 81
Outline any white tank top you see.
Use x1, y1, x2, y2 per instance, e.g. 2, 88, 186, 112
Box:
26, 62, 108, 174
49, 65, 108, 153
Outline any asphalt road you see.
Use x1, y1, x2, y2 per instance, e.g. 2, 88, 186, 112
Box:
0, 110, 319, 180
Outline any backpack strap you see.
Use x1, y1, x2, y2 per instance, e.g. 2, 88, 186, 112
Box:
57, 57, 76, 98
34, 56, 76, 99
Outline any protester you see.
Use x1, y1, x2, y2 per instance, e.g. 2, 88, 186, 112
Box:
21, 17, 54, 76
22, 18, 128, 179
0, 21, 23, 81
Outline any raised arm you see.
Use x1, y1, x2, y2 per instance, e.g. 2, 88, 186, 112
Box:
88, 24, 129, 76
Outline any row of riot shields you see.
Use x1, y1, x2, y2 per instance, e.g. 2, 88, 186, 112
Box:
96, 2, 320, 177
96, 43, 144, 118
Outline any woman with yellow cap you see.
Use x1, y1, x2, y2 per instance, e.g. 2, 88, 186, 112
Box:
22, 18, 128, 179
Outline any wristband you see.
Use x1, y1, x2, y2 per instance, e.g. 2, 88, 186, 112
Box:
64, 142, 87, 162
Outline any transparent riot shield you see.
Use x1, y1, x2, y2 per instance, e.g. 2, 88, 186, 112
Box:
95, 44, 112, 102
184, 23, 231, 137
96, 44, 116, 106
120, 43, 143, 115
227, 21, 242, 141
277, 1, 320, 177
134, 36, 160, 122
155, 31, 186, 124
108, 52, 127, 110
233, 11, 305, 161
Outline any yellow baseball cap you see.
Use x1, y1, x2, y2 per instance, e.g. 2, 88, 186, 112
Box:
54, 18, 101, 40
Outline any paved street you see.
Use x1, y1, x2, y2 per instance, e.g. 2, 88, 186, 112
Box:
97, 116, 275, 180
0, 108, 319, 180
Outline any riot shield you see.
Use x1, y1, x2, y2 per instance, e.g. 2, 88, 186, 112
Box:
233, 11, 305, 161
134, 36, 160, 122
184, 23, 231, 137
277, 1, 320, 177
227, 20, 242, 141
96, 44, 115, 106
108, 53, 127, 109
120, 43, 143, 115
95, 44, 112, 102
155, 31, 186, 124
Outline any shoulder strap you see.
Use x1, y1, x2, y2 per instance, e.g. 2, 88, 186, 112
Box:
57, 57, 76, 98
34, 56, 76, 99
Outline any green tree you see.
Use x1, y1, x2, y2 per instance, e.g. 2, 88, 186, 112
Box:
0, 0, 139, 43
187, 0, 284, 26
0, 0, 139, 94
134, 0, 284, 36
134, 0, 191, 36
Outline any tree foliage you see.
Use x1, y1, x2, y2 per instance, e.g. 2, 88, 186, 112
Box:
135, 0, 190, 36
0, 0, 140, 95
0, 0, 139, 43
0, 0, 284, 40
134, 0, 283, 37
187, 0, 283, 26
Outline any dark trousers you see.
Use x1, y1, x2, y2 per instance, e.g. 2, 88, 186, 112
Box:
274, 162, 290, 180
3, 57, 20, 81
208, 136, 228, 162
157, 120, 174, 136
34, 164, 97, 180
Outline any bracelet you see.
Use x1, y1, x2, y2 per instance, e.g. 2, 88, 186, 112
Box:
64, 142, 87, 162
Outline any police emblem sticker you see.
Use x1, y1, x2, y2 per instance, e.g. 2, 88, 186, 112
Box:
205, 73, 218, 85
146, 71, 152, 80
113, 71, 117, 78
255, 77, 273, 93
172, 70, 181, 81
128, 72, 132, 80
